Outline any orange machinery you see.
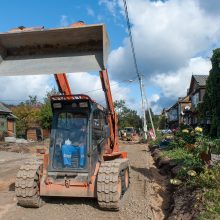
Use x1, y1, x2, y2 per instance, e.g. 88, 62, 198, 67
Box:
0, 22, 130, 210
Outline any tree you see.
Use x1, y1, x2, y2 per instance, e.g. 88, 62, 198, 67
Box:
38, 103, 52, 129
158, 115, 166, 130
25, 95, 38, 106
12, 103, 40, 137
12, 88, 59, 136
38, 88, 59, 129
202, 48, 220, 137
114, 100, 142, 131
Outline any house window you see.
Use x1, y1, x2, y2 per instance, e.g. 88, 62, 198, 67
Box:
169, 109, 177, 121
0, 118, 5, 131
192, 93, 199, 108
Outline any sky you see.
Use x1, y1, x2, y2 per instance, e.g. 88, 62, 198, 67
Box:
0, 0, 220, 114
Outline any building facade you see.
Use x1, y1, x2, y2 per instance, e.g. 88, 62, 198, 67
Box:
187, 75, 208, 126
0, 103, 17, 138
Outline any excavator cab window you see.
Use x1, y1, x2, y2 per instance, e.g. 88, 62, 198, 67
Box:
52, 111, 88, 170
92, 109, 106, 149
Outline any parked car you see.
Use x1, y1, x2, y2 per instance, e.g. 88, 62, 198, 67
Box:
161, 129, 172, 135
119, 129, 126, 139
123, 127, 135, 141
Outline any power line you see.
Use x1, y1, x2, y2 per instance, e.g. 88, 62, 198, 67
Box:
123, 0, 141, 81
123, 0, 152, 139
77, 76, 138, 94
0, 77, 138, 103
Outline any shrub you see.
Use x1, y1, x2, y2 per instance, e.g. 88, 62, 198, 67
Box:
0, 131, 7, 141
211, 139, 220, 154
163, 147, 203, 173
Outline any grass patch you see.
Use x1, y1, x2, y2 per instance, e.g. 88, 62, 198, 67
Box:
210, 139, 220, 154
163, 147, 203, 174
149, 131, 163, 146
190, 165, 220, 219
150, 130, 220, 219
163, 148, 220, 219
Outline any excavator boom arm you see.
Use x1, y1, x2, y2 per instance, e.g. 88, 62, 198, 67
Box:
0, 22, 119, 152
100, 69, 119, 152
54, 73, 72, 96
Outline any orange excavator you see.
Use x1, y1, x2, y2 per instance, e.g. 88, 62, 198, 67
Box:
0, 22, 130, 210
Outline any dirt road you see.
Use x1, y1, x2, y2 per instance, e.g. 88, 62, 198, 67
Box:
0, 152, 32, 219
1, 143, 169, 220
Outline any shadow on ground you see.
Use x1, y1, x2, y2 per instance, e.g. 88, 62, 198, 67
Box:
43, 197, 99, 209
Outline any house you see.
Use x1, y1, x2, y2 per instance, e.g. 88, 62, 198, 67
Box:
161, 108, 169, 128
162, 75, 208, 129
0, 103, 17, 138
178, 96, 191, 126
187, 75, 208, 126
165, 95, 192, 129
166, 102, 178, 129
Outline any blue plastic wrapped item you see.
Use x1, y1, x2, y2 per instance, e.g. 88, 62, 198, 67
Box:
79, 145, 85, 167
62, 144, 86, 168
159, 140, 170, 149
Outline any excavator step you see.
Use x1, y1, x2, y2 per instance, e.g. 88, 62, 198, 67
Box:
97, 158, 130, 210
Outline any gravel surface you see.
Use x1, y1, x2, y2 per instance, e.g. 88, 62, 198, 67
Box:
1, 143, 169, 220
0, 152, 32, 219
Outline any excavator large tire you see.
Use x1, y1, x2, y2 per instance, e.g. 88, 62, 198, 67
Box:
97, 158, 130, 210
15, 160, 44, 208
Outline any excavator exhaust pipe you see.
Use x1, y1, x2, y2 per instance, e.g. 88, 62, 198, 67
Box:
0, 23, 109, 76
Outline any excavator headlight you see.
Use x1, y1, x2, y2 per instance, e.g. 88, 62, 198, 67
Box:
79, 102, 88, 108
53, 103, 62, 109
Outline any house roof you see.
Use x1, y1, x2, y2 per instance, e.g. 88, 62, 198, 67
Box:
188, 75, 208, 95
193, 75, 208, 86
7, 113, 17, 119
178, 95, 190, 103
0, 103, 12, 113
167, 102, 178, 111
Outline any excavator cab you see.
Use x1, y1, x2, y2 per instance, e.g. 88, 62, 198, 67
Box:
49, 95, 109, 174
51, 99, 89, 171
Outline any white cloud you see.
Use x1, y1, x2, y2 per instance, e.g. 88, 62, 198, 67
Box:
152, 57, 211, 99
109, 0, 220, 81
99, 0, 118, 17
60, 15, 69, 27
86, 7, 95, 17
97, 15, 103, 21
0, 75, 52, 103
105, 0, 220, 112
198, 0, 220, 15
2, 0, 220, 115
148, 93, 160, 114
148, 56, 211, 113
0, 72, 130, 107
149, 94, 160, 103
66, 72, 130, 106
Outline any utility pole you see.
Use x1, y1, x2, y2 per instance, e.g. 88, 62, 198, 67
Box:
123, 0, 148, 140
143, 84, 156, 138
139, 75, 148, 140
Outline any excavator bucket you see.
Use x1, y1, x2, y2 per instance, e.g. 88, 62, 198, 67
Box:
0, 24, 109, 76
